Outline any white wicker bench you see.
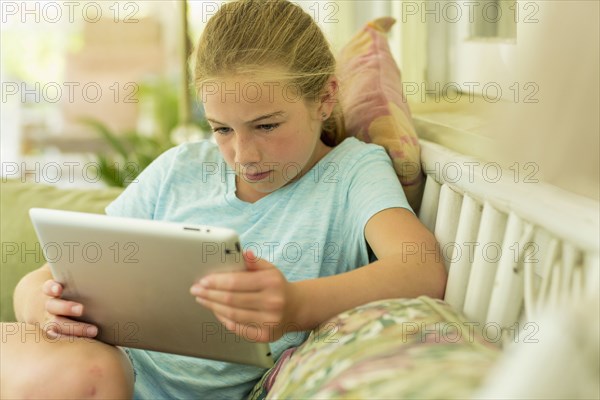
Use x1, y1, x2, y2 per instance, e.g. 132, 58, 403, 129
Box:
418, 139, 599, 339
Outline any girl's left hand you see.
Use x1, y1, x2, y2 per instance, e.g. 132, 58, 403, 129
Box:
190, 250, 298, 343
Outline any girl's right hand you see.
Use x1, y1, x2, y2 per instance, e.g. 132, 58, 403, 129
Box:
41, 279, 99, 339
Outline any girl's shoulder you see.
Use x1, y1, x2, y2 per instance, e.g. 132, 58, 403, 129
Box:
143, 139, 225, 186
149, 139, 222, 170
170, 139, 223, 164
329, 137, 392, 169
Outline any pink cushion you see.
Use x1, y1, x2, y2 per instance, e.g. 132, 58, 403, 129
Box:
338, 17, 424, 211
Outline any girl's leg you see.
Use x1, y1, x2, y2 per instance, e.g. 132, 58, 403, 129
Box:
1, 323, 134, 399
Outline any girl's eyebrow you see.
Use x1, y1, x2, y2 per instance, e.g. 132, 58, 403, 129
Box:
206, 111, 287, 125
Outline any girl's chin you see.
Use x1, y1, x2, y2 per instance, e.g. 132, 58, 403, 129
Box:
252, 181, 285, 193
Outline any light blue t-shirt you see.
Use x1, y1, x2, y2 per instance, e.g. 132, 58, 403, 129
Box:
105, 136, 411, 399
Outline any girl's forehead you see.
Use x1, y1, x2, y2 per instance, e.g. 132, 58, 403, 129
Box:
200, 75, 304, 106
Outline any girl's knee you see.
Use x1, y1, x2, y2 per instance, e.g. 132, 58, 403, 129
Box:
59, 345, 134, 399
1, 323, 133, 399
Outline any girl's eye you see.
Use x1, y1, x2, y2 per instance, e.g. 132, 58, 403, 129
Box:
213, 127, 232, 135
257, 123, 279, 132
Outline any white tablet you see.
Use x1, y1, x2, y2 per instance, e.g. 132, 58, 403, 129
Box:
29, 208, 274, 368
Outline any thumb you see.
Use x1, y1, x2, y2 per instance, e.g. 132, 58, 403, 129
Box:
243, 250, 272, 271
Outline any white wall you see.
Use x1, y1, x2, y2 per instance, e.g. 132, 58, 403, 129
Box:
491, 1, 599, 200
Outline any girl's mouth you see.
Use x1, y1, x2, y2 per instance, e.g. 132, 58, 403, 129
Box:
243, 170, 272, 182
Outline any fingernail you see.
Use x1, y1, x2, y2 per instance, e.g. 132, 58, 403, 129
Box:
190, 286, 203, 295
47, 329, 59, 339
71, 305, 83, 315
52, 285, 59, 295
87, 326, 98, 337
195, 297, 207, 305
200, 278, 209, 288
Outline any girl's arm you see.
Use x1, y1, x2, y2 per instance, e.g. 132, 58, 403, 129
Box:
191, 207, 447, 342
292, 207, 446, 330
13, 264, 54, 324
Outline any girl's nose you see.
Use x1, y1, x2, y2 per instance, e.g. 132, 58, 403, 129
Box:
233, 132, 261, 166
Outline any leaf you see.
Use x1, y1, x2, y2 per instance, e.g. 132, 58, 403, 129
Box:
79, 117, 130, 159
83, 76, 211, 188
96, 155, 125, 187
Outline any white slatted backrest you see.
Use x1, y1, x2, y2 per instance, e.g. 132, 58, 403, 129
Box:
462, 203, 507, 323
432, 184, 463, 270
444, 195, 482, 311
418, 139, 600, 338
418, 175, 441, 232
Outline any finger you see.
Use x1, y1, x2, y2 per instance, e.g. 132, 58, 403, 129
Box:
197, 297, 276, 327
45, 316, 98, 338
42, 280, 62, 297
45, 297, 84, 318
213, 313, 240, 334
192, 288, 261, 310
195, 286, 285, 314
243, 250, 274, 271
196, 270, 267, 292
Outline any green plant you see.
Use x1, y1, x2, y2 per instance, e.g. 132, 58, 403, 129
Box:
82, 78, 209, 187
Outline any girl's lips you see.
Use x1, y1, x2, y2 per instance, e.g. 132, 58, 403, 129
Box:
244, 170, 272, 182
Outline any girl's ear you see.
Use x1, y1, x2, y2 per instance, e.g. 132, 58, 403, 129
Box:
317, 76, 340, 119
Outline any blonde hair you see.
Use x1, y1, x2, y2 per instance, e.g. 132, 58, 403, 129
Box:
194, 0, 345, 147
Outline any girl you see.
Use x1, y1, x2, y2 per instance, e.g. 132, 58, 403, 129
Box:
2, 0, 446, 398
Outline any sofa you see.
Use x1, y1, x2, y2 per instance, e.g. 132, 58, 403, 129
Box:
0, 180, 123, 322
1, 178, 503, 399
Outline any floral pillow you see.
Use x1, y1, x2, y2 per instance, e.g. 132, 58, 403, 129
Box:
337, 17, 424, 212
250, 297, 501, 399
